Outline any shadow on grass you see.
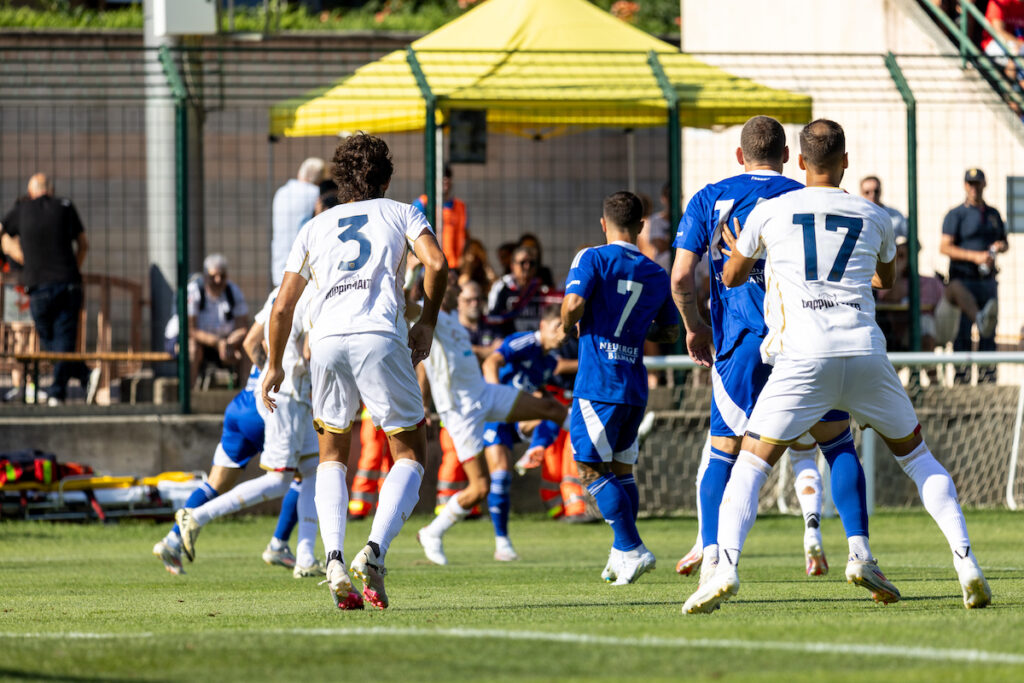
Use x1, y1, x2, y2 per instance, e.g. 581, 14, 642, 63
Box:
0, 668, 159, 683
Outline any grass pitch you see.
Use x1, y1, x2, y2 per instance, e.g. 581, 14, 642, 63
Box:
1, 510, 1022, 682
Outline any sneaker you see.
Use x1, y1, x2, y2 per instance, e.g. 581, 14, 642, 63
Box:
494, 536, 519, 562
152, 540, 185, 575
682, 563, 740, 614
805, 543, 829, 577
601, 547, 620, 583
350, 544, 389, 609
417, 528, 448, 566
262, 542, 297, 569
320, 558, 364, 610
174, 508, 201, 562
675, 545, 703, 576
612, 545, 656, 586
955, 550, 992, 609
293, 559, 327, 579
85, 367, 101, 405
976, 298, 999, 339
845, 557, 901, 604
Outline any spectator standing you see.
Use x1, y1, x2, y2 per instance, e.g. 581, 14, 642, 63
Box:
187, 254, 250, 387
271, 157, 325, 287
413, 164, 468, 269
0, 173, 97, 405
860, 175, 908, 241
486, 245, 560, 337
1, 212, 38, 402
940, 168, 1009, 383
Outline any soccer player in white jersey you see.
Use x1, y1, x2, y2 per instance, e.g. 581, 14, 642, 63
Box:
683, 119, 991, 614
263, 133, 448, 611
415, 278, 568, 565
175, 285, 322, 577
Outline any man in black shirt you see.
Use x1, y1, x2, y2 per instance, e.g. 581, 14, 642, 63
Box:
1, 173, 95, 404
940, 168, 1009, 383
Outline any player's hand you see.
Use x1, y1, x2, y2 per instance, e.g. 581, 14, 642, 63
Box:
408, 322, 434, 367
686, 323, 714, 368
720, 217, 742, 257
261, 367, 285, 412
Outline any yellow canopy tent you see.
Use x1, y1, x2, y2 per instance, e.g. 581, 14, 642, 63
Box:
268, 0, 812, 139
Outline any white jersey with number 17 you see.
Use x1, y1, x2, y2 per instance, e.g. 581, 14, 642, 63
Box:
735, 187, 896, 362
284, 198, 433, 348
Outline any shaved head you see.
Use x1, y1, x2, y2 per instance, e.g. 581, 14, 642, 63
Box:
740, 116, 787, 164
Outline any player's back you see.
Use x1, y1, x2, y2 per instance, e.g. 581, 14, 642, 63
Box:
424, 308, 486, 413
566, 243, 676, 407
286, 197, 431, 347
741, 187, 895, 361
675, 171, 802, 355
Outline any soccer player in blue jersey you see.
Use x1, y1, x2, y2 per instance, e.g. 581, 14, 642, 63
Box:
671, 116, 886, 598
562, 191, 680, 585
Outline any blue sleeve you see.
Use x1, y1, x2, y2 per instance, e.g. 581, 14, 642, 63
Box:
496, 336, 516, 362
411, 197, 426, 215
565, 248, 596, 300
674, 189, 708, 257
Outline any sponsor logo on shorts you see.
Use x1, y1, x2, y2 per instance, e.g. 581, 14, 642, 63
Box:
325, 278, 371, 300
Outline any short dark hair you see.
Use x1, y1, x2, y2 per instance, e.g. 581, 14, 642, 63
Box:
740, 116, 787, 164
318, 191, 340, 212
540, 303, 561, 322
331, 133, 394, 203
602, 191, 644, 233
443, 163, 453, 179
799, 119, 845, 169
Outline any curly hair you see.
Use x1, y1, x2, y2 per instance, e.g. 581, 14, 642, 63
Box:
331, 133, 394, 203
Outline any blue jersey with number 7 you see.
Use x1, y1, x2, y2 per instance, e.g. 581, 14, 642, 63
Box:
565, 242, 677, 407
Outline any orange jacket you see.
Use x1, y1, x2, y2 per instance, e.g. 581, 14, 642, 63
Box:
419, 195, 467, 268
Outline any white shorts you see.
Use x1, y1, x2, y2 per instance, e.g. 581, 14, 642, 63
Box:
440, 383, 522, 463
256, 394, 318, 471
747, 355, 920, 445
310, 332, 424, 435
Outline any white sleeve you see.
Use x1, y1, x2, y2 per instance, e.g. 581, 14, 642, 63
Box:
736, 206, 766, 259
878, 212, 897, 263
283, 223, 312, 280
404, 203, 435, 245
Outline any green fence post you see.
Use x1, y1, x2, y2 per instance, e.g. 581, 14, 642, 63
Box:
885, 52, 920, 352
160, 46, 191, 413
648, 51, 682, 232
408, 48, 437, 235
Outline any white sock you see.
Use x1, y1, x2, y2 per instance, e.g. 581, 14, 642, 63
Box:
894, 442, 970, 556
163, 530, 182, 550
296, 460, 319, 568
717, 451, 772, 567
703, 543, 719, 567
790, 448, 823, 546
848, 535, 873, 562
315, 461, 349, 559
425, 494, 469, 537
694, 433, 711, 548
269, 536, 286, 552
191, 472, 290, 527
368, 458, 424, 560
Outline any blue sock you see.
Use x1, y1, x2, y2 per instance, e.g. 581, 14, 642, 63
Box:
171, 482, 218, 536
819, 429, 869, 539
273, 480, 302, 542
699, 447, 737, 548
528, 420, 560, 451
587, 472, 642, 551
616, 473, 639, 522
488, 470, 511, 538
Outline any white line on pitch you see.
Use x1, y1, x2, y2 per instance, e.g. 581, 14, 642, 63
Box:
3, 627, 1023, 665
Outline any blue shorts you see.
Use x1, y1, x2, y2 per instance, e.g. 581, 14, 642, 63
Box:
215, 390, 265, 468
711, 332, 848, 437
570, 398, 644, 465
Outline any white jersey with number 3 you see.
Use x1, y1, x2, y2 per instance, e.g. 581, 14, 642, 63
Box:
736, 187, 896, 362
284, 198, 433, 347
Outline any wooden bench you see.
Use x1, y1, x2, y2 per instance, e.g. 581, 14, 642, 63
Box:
6, 351, 174, 404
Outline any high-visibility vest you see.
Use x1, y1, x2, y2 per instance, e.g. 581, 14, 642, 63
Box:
419, 195, 467, 269
349, 410, 393, 517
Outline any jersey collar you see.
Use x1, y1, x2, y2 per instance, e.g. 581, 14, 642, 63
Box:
742, 170, 781, 176
611, 240, 640, 252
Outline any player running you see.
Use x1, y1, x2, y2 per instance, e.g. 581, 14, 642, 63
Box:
562, 191, 680, 585
671, 116, 873, 583
415, 281, 568, 565
174, 285, 323, 578
683, 119, 991, 614
264, 133, 448, 610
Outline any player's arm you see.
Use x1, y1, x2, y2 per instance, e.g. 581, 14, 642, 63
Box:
554, 357, 578, 375
410, 230, 449, 366
242, 319, 267, 369
482, 350, 506, 384
262, 271, 305, 411
560, 293, 585, 337
720, 217, 756, 287
670, 247, 713, 367
873, 258, 897, 289
415, 363, 433, 423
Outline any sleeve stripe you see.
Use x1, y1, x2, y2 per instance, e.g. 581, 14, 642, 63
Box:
570, 247, 591, 270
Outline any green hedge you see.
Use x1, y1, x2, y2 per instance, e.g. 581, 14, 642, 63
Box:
0, 0, 680, 38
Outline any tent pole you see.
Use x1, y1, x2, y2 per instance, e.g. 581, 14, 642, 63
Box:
626, 129, 636, 192
647, 51, 681, 231
436, 127, 444, 234
408, 48, 438, 243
